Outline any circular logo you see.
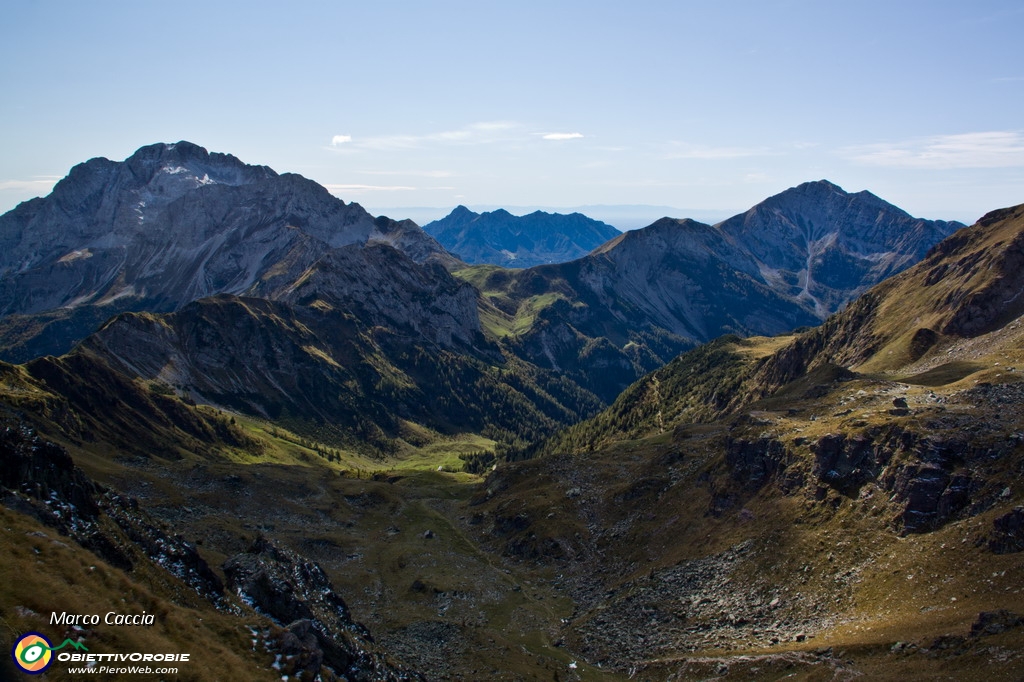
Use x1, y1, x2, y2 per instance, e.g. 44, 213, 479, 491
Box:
11, 632, 54, 675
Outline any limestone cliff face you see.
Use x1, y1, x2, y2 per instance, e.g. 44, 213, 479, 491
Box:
0, 141, 452, 316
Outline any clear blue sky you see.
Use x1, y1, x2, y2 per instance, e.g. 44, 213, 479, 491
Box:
2, 0, 1022, 223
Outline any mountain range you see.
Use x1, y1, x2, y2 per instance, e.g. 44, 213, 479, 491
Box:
0, 144, 962, 446
422, 205, 620, 267
462, 180, 961, 402
4, 141, 1019, 680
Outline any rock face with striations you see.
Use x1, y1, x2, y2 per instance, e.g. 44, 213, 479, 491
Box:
715, 180, 963, 317
0, 141, 455, 360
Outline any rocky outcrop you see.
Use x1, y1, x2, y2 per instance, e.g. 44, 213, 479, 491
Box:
988, 507, 1024, 554
0, 421, 99, 518
720, 426, 993, 536
970, 609, 1024, 637
0, 418, 223, 601
811, 432, 889, 495
798, 430, 964, 533
885, 465, 973, 534
100, 492, 224, 603
224, 537, 425, 681
726, 437, 789, 491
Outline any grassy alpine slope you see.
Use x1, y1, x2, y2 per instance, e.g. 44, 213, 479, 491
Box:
468, 204, 1024, 679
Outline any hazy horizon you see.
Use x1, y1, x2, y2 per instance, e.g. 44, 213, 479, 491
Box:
363, 203, 741, 231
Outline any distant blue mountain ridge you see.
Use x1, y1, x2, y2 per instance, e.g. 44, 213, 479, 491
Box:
422, 206, 621, 267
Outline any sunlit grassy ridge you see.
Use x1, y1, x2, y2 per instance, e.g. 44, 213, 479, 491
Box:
453, 264, 575, 339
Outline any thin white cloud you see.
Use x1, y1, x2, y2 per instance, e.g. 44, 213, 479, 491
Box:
324, 183, 418, 192
847, 131, 1024, 169
355, 121, 521, 151
331, 134, 352, 146
0, 177, 61, 192
542, 132, 584, 141
360, 169, 454, 178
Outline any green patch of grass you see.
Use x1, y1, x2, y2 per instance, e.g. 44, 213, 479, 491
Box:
228, 411, 368, 469
477, 303, 516, 338
388, 432, 496, 474
508, 292, 566, 334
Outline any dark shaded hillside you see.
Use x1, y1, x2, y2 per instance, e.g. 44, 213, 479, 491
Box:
74, 293, 598, 455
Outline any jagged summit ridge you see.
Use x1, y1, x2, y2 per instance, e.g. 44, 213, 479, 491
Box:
0, 141, 452, 319
423, 205, 620, 267
120, 140, 276, 186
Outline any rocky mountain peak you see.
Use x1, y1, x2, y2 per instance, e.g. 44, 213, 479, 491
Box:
788, 178, 845, 196
122, 140, 277, 189
733, 180, 921, 240
0, 142, 454, 355
591, 217, 734, 263
713, 180, 963, 316
444, 202, 479, 222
